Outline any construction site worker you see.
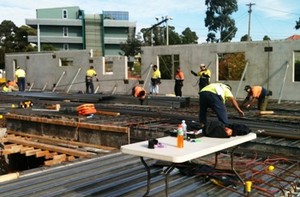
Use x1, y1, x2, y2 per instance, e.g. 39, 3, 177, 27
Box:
199, 83, 244, 128
15, 66, 26, 91
242, 85, 272, 111
132, 85, 147, 105
192, 63, 211, 91
174, 66, 184, 97
85, 66, 99, 94
2, 80, 18, 92
149, 65, 161, 95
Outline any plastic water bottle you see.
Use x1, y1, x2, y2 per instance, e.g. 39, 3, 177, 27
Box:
181, 120, 187, 139
177, 124, 184, 148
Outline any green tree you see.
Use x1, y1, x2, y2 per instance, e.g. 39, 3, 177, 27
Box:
0, 20, 18, 68
204, 0, 238, 43
263, 35, 271, 41
0, 21, 35, 68
141, 26, 190, 46
295, 17, 300, 30
120, 33, 143, 74
181, 28, 198, 44
120, 33, 143, 56
168, 26, 181, 45
41, 44, 57, 51
240, 34, 252, 41
20, 25, 36, 36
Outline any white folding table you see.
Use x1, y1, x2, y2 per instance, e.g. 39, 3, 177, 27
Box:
121, 133, 257, 196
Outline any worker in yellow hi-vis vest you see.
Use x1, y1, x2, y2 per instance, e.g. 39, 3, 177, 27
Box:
85, 66, 99, 94
15, 66, 26, 91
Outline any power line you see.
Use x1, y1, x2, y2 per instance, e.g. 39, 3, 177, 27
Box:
257, 5, 300, 17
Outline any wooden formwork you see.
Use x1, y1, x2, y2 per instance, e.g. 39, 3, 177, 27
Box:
4, 113, 130, 148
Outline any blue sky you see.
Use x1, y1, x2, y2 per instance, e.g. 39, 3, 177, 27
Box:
0, 0, 299, 43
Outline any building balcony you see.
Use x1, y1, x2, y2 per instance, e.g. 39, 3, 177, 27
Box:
28, 35, 83, 44
26, 19, 82, 27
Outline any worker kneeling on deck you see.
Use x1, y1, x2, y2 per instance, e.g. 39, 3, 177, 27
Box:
242, 85, 272, 111
199, 83, 244, 131
132, 85, 146, 105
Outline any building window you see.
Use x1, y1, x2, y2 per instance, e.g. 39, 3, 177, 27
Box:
104, 60, 113, 75
63, 27, 68, 37
128, 55, 142, 79
158, 54, 180, 79
294, 51, 300, 82
103, 11, 129, 20
59, 58, 73, 67
63, 44, 69, 50
62, 9, 68, 19
217, 52, 247, 81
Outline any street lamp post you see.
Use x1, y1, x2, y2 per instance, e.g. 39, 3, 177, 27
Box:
162, 16, 172, 45
145, 16, 173, 46
166, 19, 169, 45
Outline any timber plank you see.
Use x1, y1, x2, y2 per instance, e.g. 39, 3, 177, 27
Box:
6, 136, 94, 158
260, 114, 300, 120
53, 154, 66, 161
95, 110, 120, 117
4, 144, 20, 149
36, 150, 50, 158
0, 138, 8, 143
44, 159, 61, 166
25, 149, 42, 156
44, 154, 66, 166
45, 152, 58, 159
67, 156, 75, 161
8, 130, 116, 151
5, 113, 129, 133
1, 149, 18, 155
20, 147, 34, 154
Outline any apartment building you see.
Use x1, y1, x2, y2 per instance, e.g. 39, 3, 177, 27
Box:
25, 6, 136, 56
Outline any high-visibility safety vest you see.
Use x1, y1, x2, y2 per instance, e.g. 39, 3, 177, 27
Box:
2, 86, 10, 92
200, 83, 233, 103
134, 86, 146, 97
86, 69, 97, 77
15, 69, 26, 78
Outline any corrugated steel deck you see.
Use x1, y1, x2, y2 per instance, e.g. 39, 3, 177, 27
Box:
0, 148, 299, 197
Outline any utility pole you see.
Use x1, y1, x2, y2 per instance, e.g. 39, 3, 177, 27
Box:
144, 16, 172, 46
246, 2, 255, 41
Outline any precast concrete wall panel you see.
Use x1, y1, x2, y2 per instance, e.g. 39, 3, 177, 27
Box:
5, 40, 300, 101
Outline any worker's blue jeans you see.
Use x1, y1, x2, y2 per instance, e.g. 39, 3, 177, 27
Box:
199, 91, 229, 126
17, 77, 25, 92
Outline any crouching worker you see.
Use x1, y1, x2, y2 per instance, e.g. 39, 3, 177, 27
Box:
132, 85, 147, 105
2, 80, 18, 92
242, 85, 272, 111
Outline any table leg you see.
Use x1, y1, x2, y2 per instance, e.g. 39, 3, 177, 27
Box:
214, 152, 219, 168
140, 157, 151, 197
230, 146, 245, 184
163, 164, 176, 197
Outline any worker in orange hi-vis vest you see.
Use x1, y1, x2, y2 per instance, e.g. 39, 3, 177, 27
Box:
242, 85, 272, 111
132, 85, 147, 105
174, 66, 184, 97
